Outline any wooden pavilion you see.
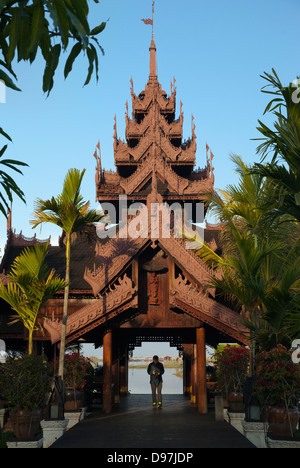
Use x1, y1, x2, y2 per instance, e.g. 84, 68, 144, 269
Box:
0, 31, 248, 414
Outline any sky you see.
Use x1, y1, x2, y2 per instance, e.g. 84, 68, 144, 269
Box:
0, 0, 300, 358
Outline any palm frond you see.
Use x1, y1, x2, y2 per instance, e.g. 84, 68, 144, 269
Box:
0, 244, 67, 351
30, 168, 105, 236
0, 144, 28, 217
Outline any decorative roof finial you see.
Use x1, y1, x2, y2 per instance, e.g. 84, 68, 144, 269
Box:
141, 1, 155, 37
94, 141, 102, 188
141, 1, 157, 80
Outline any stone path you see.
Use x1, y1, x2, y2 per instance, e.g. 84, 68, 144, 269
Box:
51, 394, 255, 449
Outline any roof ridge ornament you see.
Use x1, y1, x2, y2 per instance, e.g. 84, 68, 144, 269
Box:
94, 141, 102, 192
141, 1, 157, 80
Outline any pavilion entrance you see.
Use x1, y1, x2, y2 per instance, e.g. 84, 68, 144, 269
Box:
101, 326, 208, 415
128, 339, 184, 396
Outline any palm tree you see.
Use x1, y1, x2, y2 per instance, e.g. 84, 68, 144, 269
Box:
0, 144, 28, 218
185, 155, 300, 357
30, 168, 104, 379
0, 242, 66, 355
241, 264, 300, 350
252, 69, 300, 222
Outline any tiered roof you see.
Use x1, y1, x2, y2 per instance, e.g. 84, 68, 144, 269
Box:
96, 35, 215, 205
0, 29, 246, 349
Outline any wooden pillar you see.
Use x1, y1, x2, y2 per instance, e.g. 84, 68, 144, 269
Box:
112, 357, 120, 405
183, 346, 192, 396
191, 344, 197, 407
185, 357, 192, 396
196, 327, 207, 414
103, 331, 113, 414
183, 355, 188, 395
119, 348, 128, 396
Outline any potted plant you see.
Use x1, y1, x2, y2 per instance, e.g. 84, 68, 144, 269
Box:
0, 354, 51, 438
52, 352, 94, 411
215, 345, 250, 412
254, 344, 300, 437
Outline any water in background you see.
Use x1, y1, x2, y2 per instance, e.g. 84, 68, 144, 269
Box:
128, 367, 183, 394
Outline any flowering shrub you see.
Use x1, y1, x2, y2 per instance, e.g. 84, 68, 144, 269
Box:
254, 344, 300, 406
52, 352, 94, 390
0, 355, 51, 410
215, 345, 249, 394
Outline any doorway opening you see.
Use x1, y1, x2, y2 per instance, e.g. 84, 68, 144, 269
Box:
128, 341, 183, 394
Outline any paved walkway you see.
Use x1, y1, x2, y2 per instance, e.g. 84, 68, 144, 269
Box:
51, 394, 255, 449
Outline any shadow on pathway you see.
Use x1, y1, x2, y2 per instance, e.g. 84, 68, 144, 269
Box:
51, 394, 255, 449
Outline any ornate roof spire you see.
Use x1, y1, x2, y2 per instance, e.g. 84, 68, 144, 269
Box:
141, 1, 157, 80
149, 2, 157, 80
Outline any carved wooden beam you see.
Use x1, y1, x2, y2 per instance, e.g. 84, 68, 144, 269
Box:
84, 236, 149, 296
170, 275, 249, 345
44, 274, 138, 344
158, 236, 218, 296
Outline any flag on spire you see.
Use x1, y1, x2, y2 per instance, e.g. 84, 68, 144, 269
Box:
141, 18, 153, 25
96, 141, 100, 150
142, 1, 155, 26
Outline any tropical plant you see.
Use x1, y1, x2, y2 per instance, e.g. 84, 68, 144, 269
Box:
0, 1, 106, 97
0, 0, 107, 218
0, 145, 28, 218
52, 352, 93, 390
252, 69, 300, 222
184, 155, 300, 356
254, 344, 300, 407
241, 265, 300, 351
0, 354, 51, 410
31, 168, 104, 379
215, 345, 249, 395
0, 242, 66, 355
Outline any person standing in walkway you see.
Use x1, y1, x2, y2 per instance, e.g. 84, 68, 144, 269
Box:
147, 355, 165, 408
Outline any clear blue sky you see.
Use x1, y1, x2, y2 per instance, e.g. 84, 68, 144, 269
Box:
1, 0, 299, 356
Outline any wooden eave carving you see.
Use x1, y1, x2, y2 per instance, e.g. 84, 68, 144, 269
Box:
114, 123, 196, 165
44, 274, 138, 345
131, 80, 176, 115
170, 275, 249, 346
125, 104, 183, 141
85, 219, 219, 300
98, 154, 213, 199
158, 235, 218, 297
84, 233, 149, 297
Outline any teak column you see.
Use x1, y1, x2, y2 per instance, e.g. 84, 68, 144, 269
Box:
119, 346, 129, 396
196, 327, 208, 414
112, 357, 120, 404
103, 330, 113, 414
191, 344, 197, 406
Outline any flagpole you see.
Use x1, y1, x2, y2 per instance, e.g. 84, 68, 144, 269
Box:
152, 1, 155, 38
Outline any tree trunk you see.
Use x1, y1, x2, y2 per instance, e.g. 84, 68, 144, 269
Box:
58, 233, 70, 380
28, 329, 33, 356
